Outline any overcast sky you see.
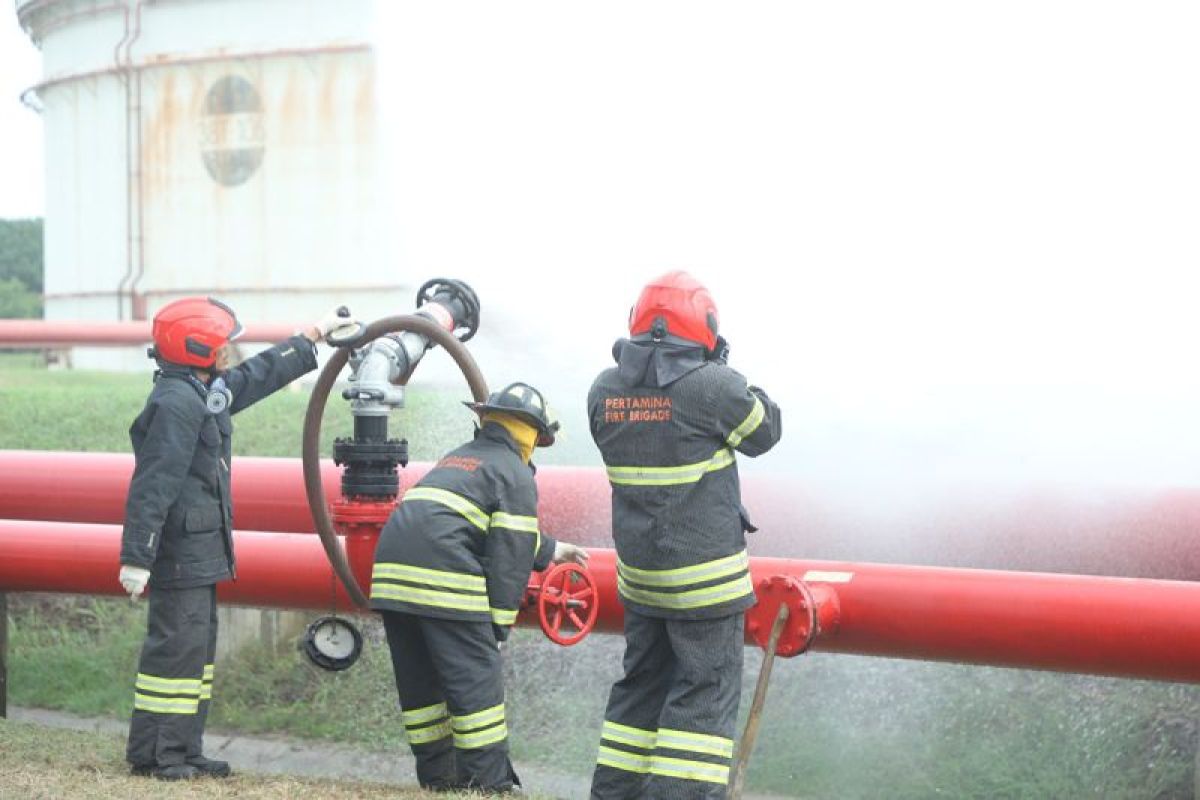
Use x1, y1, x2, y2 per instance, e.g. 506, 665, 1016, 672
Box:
3, 2, 1200, 488
373, 1, 1200, 487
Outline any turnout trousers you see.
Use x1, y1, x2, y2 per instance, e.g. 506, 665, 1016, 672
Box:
126, 585, 218, 769
590, 609, 745, 800
381, 611, 517, 792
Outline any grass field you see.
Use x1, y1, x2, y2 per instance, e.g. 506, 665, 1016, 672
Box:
0, 717, 514, 800
3, 353, 1200, 797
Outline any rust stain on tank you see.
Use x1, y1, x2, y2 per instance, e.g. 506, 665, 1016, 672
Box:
141, 69, 182, 205
318, 56, 338, 146
355, 56, 375, 138
277, 59, 311, 149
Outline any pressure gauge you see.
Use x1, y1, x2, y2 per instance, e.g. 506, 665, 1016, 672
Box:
301, 615, 364, 672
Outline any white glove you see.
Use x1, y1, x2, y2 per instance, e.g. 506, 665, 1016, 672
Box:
119, 565, 150, 600
553, 541, 590, 566
313, 306, 360, 340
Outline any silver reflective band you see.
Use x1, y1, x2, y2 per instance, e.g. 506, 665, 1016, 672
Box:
490, 607, 518, 625
617, 573, 754, 610
601, 720, 656, 749
726, 396, 765, 448
606, 447, 735, 486
403, 702, 449, 727
617, 550, 749, 589
371, 582, 490, 613
453, 703, 505, 731
403, 486, 490, 531
408, 720, 452, 744
133, 694, 199, 714
453, 723, 508, 749
490, 511, 539, 533
373, 562, 487, 593
135, 673, 202, 695
650, 755, 730, 785
656, 728, 735, 758
597, 745, 652, 774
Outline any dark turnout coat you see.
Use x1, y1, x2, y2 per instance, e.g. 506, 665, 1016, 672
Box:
119, 336, 317, 588
370, 422, 556, 640
587, 339, 783, 620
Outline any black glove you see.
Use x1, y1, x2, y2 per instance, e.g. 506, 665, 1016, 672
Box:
707, 335, 730, 365
492, 623, 509, 644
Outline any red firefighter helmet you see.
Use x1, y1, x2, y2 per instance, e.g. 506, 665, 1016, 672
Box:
151, 297, 243, 368
628, 270, 719, 350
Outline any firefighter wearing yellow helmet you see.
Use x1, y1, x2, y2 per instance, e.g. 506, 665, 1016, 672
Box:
369, 381, 589, 793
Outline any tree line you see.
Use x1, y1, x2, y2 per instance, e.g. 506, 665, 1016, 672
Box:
0, 218, 44, 318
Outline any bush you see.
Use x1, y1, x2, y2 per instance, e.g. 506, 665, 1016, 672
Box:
0, 277, 41, 319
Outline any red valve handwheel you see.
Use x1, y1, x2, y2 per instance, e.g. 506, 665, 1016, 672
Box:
536, 562, 599, 646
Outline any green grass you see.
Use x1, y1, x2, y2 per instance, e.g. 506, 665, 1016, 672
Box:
0, 351, 471, 459
5, 596, 145, 718
0, 716, 499, 800
3, 354, 1200, 797
0, 350, 595, 463
740, 654, 1200, 798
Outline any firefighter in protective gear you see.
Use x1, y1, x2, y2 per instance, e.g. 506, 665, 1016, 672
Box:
121, 297, 355, 781
588, 271, 782, 799
370, 382, 590, 794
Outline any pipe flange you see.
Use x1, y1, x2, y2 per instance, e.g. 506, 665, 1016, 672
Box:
746, 575, 819, 657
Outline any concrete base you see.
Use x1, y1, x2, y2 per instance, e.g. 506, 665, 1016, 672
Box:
216, 606, 309, 662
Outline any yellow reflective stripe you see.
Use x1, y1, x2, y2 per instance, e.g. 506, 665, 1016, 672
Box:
403, 487, 489, 531
649, 755, 730, 785
452, 703, 505, 731
606, 459, 709, 485
402, 702, 449, 727
726, 397, 765, 448
597, 745, 652, 774
371, 583, 489, 612
617, 573, 754, 610
134, 694, 199, 714
656, 728, 735, 758
606, 448, 735, 486
454, 723, 508, 749
490, 607, 518, 625
601, 720, 657, 749
135, 674, 202, 695
373, 562, 487, 593
617, 550, 749, 589
490, 511, 539, 534
201, 663, 214, 700
408, 720, 452, 744
705, 448, 736, 473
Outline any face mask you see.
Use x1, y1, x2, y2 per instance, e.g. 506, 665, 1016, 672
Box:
481, 412, 537, 463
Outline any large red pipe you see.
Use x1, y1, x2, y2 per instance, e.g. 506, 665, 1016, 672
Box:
2, 519, 1199, 683
3, 451, 1200, 583
0, 451, 617, 545
0, 320, 301, 347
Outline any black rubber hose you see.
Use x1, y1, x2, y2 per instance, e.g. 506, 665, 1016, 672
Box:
302, 314, 490, 608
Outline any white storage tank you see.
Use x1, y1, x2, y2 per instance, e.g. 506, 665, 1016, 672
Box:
17, 0, 390, 368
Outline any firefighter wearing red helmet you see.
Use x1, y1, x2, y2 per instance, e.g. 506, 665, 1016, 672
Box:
369, 382, 589, 793
588, 271, 782, 799
120, 297, 355, 781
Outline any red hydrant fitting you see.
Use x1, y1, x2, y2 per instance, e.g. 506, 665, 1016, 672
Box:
524, 563, 600, 646
745, 575, 842, 657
